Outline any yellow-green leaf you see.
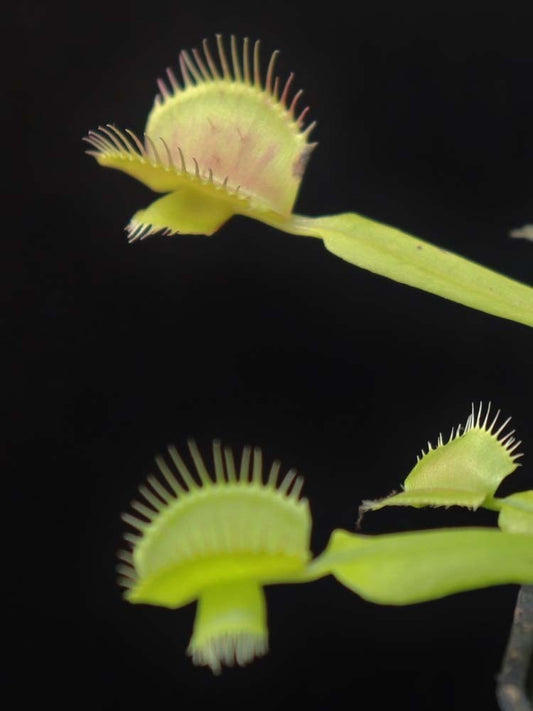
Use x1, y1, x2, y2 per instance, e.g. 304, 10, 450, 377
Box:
266, 212, 533, 328
308, 527, 533, 605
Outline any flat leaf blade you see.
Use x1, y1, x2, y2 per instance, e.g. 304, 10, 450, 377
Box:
266, 212, 533, 327
309, 528, 533, 604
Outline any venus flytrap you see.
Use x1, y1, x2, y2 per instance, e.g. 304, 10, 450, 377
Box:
358, 402, 523, 517
85, 35, 533, 327
355, 402, 533, 537
311, 403, 533, 707
119, 439, 312, 674
86, 36, 316, 240
306, 402, 533, 605
119, 432, 533, 674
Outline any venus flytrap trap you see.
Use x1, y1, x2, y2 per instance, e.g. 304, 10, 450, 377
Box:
86, 36, 316, 239
358, 402, 523, 517
118, 431, 533, 674
354, 401, 533, 537
85, 35, 533, 327
118, 439, 312, 674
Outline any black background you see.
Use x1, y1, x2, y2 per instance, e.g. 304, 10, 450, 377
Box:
8, 1, 533, 709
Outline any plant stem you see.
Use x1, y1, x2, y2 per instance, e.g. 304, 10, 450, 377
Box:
483, 496, 505, 513
497, 585, 533, 711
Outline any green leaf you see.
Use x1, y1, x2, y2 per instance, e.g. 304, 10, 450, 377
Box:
264, 211, 533, 327
498, 491, 533, 534
308, 528, 533, 605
